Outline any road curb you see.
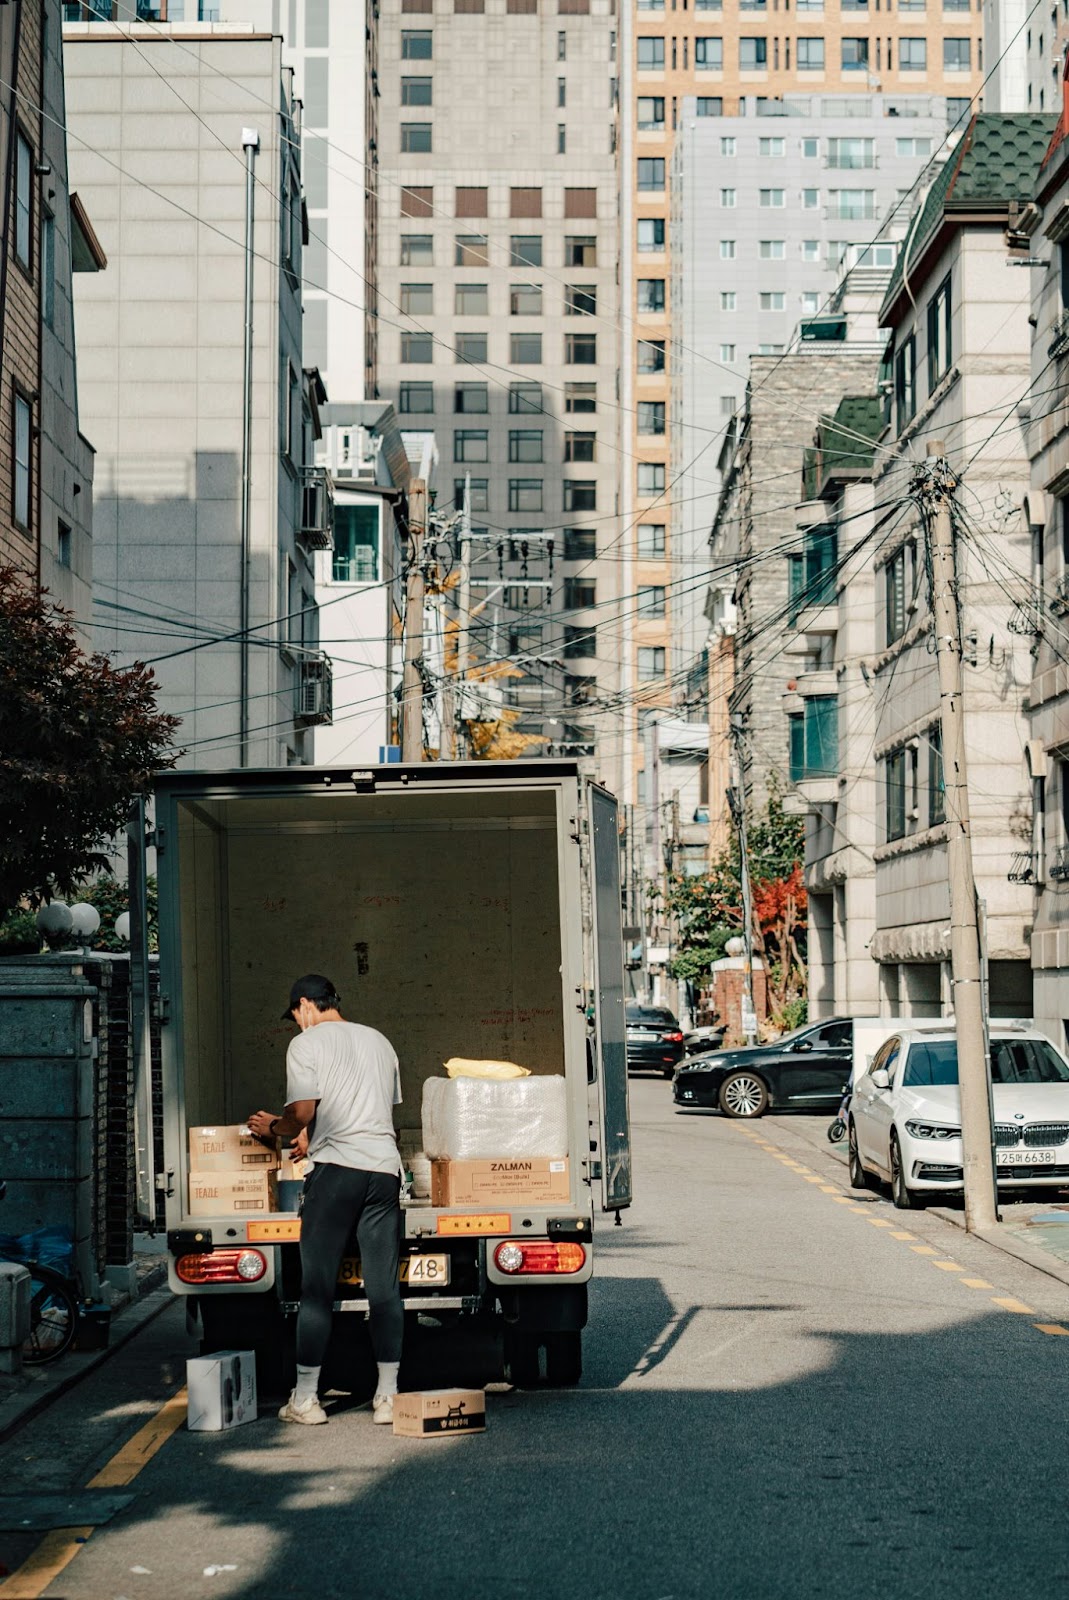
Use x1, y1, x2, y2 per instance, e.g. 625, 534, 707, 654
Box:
0, 1286, 174, 1445
929, 1206, 1069, 1292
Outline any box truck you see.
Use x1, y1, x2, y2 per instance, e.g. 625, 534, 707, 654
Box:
153, 761, 631, 1389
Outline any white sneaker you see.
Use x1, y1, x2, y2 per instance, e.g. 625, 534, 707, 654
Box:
372, 1392, 395, 1425
278, 1390, 328, 1425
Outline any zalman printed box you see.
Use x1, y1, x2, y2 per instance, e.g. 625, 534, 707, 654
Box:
188, 1170, 278, 1217
392, 1389, 486, 1438
188, 1125, 276, 1172
187, 1350, 258, 1432
430, 1157, 570, 1208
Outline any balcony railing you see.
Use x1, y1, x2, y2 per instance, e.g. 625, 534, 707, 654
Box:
296, 654, 333, 726
1048, 309, 1069, 360
300, 466, 334, 551
1007, 851, 1036, 885
1050, 845, 1069, 883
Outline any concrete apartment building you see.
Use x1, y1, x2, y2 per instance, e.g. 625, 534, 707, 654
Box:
1020, 89, 1069, 1048
863, 112, 1052, 1017
375, 0, 620, 767
616, 0, 984, 816
65, 24, 331, 767
0, 0, 99, 638
670, 92, 947, 673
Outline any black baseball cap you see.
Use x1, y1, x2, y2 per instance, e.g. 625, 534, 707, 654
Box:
281, 973, 340, 1020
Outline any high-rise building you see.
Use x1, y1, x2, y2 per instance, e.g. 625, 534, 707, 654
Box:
617, 0, 985, 813
375, 0, 620, 771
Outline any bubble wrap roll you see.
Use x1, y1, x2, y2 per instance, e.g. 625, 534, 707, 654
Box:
421, 1075, 568, 1160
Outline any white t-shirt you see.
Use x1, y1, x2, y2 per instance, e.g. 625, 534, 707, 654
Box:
285, 1020, 403, 1176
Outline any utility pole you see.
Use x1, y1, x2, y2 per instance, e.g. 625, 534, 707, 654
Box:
455, 478, 472, 759
401, 478, 427, 763
922, 441, 997, 1232
238, 127, 259, 767
728, 714, 757, 1045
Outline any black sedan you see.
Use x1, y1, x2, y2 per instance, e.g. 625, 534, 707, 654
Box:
673, 1018, 853, 1117
626, 1003, 686, 1077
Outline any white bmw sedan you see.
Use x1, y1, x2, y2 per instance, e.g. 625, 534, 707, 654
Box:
849, 1026, 1069, 1210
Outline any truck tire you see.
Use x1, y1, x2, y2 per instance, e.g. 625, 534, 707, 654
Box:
544, 1331, 582, 1387
503, 1326, 541, 1388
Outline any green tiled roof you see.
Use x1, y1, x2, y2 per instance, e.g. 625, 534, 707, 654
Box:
882, 113, 1057, 315
803, 395, 883, 499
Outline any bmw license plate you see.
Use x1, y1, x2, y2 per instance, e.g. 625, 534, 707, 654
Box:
1000, 1149, 1057, 1166
337, 1254, 450, 1286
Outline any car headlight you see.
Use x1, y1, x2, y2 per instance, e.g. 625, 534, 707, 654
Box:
905, 1119, 961, 1141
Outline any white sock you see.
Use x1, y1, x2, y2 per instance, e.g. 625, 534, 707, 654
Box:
294, 1363, 321, 1406
375, 1361, 400, 1399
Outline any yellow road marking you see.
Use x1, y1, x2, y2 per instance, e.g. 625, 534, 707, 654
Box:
1034, 1324, 1069, 1336
819, 1185, 840, 1193
804, 1175, 825, 1184
911, 1245, 938, 1255
832, 1196, 855, 1204
890, 1231, 916, 1240
0, 1388, 187, 1598
962, 1278, 994, 1289
866, 1219, 896, 1229
932, 1261, 965, 1272
991, 1297, 1037, 1314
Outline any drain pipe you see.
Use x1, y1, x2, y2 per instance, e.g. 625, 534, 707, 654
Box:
239, 127, 260, 766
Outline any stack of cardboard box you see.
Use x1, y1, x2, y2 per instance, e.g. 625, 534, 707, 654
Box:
187, 1125, 279, 1217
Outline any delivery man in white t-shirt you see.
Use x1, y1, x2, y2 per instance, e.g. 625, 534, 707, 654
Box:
248, 973, 404, 1427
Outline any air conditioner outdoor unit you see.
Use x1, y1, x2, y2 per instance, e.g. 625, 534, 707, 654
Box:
297, 655, 333, 725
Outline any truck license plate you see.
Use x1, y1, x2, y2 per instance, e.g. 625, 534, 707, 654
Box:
337, 1254, 450, 1286
1000, 1149, 1057, 1166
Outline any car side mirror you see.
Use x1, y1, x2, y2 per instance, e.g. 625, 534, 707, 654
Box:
871, 1067, 891, 1090
793, 1039, 813, 1053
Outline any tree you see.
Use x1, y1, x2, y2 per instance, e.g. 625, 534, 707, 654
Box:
0, 570, 179, 917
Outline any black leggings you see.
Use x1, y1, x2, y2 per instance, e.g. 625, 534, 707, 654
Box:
296, 1162, 403, 1367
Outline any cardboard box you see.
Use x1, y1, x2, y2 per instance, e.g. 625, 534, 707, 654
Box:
188, 1171, 278, 1217
188, 1125, 276, 1172
393, 1389, 486, 1438
431, 1157, 570, 1208
279, 1156, 310, 1182
187, 1350, 258, 1432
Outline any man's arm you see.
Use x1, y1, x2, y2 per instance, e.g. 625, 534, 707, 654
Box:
247, 1100, 318, 1141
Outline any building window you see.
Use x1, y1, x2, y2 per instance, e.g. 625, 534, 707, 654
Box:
944, 37, 971, 69
638, 585, 666, 617
453, 479, 487, 514
789, 696, 838, 782
928, 725, 945, 825
510, 187, 542, 217
566, 235, 597, 265
455, 234, 489, 266
720, 239, 736, 259
456, 187, 489, 217
400, 186, 433, 217
802, 239, 820, 261
638, 523, 666, 557
759, 136, 786, 156
720, 343, 736, 362
399, 381, 434, 413
13, 390, 31, 532
637, 157, 665, 191
510, 381, 543, 413
884, 538, 917, 645
557, 125, 567, 154
696, 36, 724, 67
455, 429, 488, 462
927, 273, 952, 390
564, 187, 598, 217
758, 343, 785, 355
566, 332, 597, 363
638, 646, 666, 679
401, 29, 433, 56
638, 96, 665, 129
510, 235, 542, 266
456, 282, 489, 315
802, 188, 820, 209
833, 189, 876, 220
696, 98, 724, 114
759, 239, 785, 259
720, 136, 737, 156
894, 333, 916, 430
565, 527, 596, 559
455, 382, 488, 412
401, 234, 434, 264
332, 503, 380, 583
720, 394, 736, 414
565, 431, 596, 462
637, 279, 666, 313
637, 35, 665, 68
884, 748, 908, 840
720, 290, 736, 309
899, 37, 927, 69
57, 520, 71, 568
564, 578, 596, 610
827, 137, 874, 168
564, 479, 597, 510
401, 123, 432, 153
759, 188, 785, 207
41, 209, 55, 327
510, 283, 543, 315
637, 462, 665, 495
401, 332, 433, 362
563, 382, 598, 412
511, 332, 543, 363
638, 401, 666, 434
739, 36, 767, 67
760, 291, 786, 310
720, 187, 737, 208
509, 429, 543, 462
558, 27, 566, 54
896, 136, 932, 157
638, 339, 666, 372
788, 524, 837, 619
509, 478, 543, 511
841, 37, 869, 69
456, 332, 488, 363
638, 218, 665, 252
564, 625, 596, 658
797, 36, 824, 68
401, 76, 433, 104
15, 128, 32, 271
400, 282, 433, 314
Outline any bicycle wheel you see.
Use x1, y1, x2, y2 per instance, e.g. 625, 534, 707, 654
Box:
22, 1265, 78, 1365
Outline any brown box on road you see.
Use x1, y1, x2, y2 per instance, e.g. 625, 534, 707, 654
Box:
393, 1389, 486, 1437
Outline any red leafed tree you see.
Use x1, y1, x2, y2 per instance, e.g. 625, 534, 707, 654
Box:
0, 569, 179, 917
752, 863, 807, 1012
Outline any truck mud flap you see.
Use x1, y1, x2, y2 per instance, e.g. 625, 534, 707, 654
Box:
498, 1283, 587, 1333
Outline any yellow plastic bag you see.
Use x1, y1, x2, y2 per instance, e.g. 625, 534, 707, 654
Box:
443, 1057, 531, 1080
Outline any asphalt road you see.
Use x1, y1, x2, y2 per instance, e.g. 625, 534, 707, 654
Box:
4, 1079, 1069, 1599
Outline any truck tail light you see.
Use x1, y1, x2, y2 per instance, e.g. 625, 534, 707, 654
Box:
175, 1249, 267, 1285
662, 1031, 684, 1042
494, 1241, 586, 1275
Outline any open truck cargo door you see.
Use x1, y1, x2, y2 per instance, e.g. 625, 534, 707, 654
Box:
588, 784, 632, 1212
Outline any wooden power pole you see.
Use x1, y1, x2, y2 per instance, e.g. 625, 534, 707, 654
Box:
401, 478, 427, 763
923, 441, 997, 1232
